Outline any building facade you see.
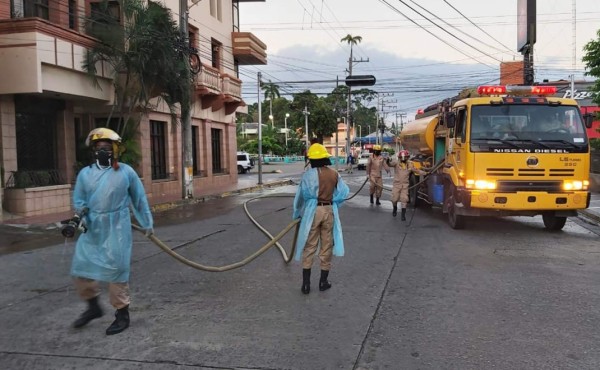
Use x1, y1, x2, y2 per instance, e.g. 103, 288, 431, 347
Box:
0, 0, 267, 217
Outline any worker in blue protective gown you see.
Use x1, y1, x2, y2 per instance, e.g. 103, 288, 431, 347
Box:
68, 127, 153, 336
293, 143, 349, 294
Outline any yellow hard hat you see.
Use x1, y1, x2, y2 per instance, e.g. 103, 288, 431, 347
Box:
85, 127, 122, 147
373, 144, 382, 151
307, 143, 331, 159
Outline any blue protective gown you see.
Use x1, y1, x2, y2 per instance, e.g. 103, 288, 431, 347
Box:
70, 163, 153, 283
292, 167, 349, 261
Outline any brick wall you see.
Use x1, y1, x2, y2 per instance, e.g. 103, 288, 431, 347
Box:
0, 0, 11, 19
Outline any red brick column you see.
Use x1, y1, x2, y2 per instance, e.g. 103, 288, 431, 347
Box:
49, 0, 70, 28
0, 0, 11, 19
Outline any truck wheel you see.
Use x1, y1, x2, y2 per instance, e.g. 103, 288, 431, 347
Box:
542, 213, 567, 231
237, 165, 244, 174
447, 193, 466, 230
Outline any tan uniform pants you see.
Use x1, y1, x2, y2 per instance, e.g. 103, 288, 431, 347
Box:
369, 176, 383, 198
74, 277, 130, 309
302, 205, 334, 270
391, 184, 409, 205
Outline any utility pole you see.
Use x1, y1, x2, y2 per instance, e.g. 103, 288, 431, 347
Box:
257, 72, 263, 185
346, 54, 369, 157
179, 0, 193, 199
303, 105, 310, 150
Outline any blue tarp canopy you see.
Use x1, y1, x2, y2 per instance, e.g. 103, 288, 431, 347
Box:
353, 131, 398, 144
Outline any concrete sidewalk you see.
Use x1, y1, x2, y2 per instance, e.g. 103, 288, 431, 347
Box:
0, 165, 301, 230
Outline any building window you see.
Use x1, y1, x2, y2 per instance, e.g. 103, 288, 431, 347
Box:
211, 128, 223, 173
11, 0, 49, 20
188, 24, 199, 49
209, 0, 221, 21
150, 120, 168, 180
232, 0, 239, 31
15, 96, 63, 171
211, 39, 221, 70
89, 0, 121, 38
68, 0, 77, 30
191, 125, 200, 176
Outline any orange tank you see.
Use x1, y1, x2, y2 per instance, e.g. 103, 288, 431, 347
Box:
399, 115, 438, 156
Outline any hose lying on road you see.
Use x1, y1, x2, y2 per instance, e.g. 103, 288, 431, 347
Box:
130, 169, 401, 272
131, 193, 300, 272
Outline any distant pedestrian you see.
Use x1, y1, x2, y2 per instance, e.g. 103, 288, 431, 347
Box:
387, 150, 414, 220
367, 145, 390, 205
293, 143, 349, 294
68, 128, 153, 335
346, 152, 354, 173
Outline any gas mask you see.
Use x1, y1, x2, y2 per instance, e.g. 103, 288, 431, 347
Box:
94, 148, 113, 168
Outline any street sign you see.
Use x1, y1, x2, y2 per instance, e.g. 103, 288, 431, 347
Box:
345, 75, 376, 87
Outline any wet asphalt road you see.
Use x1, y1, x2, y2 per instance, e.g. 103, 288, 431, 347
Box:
1, 163, 599, 369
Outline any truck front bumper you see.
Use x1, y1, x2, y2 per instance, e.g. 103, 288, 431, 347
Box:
465, 190, 590, 211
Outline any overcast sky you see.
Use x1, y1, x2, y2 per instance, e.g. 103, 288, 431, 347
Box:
237, 0, 600, 122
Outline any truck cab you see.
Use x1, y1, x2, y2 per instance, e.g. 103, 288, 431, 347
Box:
403, 85, 592, 230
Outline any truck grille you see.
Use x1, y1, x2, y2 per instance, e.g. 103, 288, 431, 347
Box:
496, 180, 562, 192
486, 168, 574, 177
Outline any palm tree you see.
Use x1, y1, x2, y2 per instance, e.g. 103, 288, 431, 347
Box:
261, 80, 280, 126
340, 34, 362, 153
83, 0, 190, 138
340, 34, 362, 68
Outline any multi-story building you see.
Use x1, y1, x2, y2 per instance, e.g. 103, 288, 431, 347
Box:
0, 0, 267, 217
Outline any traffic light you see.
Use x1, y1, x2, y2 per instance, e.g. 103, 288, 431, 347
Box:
345, 75, 376, 87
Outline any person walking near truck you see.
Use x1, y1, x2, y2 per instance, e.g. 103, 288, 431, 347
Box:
346, 152, 354, 173
293, 143, 349, 294
387, 150, 414, 220
367, 145, 389, 205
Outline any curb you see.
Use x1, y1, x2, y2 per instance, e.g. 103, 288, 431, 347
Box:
579, 209, 600, 225
150, 179, 295, 213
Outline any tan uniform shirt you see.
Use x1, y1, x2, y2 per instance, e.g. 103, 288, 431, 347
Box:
367, 155, 389, 178
388, 159, 414, 186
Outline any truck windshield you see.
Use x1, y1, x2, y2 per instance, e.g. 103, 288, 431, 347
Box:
470, 104, 588, 153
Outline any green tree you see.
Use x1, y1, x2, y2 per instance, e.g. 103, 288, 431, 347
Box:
82, 0, 190, 147
583, 29, 600, 107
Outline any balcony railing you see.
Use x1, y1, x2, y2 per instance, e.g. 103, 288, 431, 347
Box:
195, 64, 221, 95
222, 74, 242, 101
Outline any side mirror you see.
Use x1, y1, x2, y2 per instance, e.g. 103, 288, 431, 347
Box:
445, 112, 456, 128
583, 113, 595, 129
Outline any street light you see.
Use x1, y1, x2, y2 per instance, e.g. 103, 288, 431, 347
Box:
269, 114, 274, 129
284, 113, 290, 149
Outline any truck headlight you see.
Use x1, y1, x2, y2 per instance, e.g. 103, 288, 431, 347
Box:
563, 180, 587, 191
466, 179, 496, 190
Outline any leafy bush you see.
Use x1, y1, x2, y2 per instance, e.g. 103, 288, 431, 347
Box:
591, 138, 600, 150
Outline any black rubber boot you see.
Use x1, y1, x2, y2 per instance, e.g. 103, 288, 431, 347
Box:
301, 269, 311, 294
392, 204, 397, 217
401, 208, 407, 221
73, 296, 103, 328
376, 197, 381, 205
106, 305, 130, 335
319, 270, 332, 291
370, 194, 374, 204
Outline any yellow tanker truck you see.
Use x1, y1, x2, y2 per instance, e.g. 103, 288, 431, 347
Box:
400, 85, 593, 230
